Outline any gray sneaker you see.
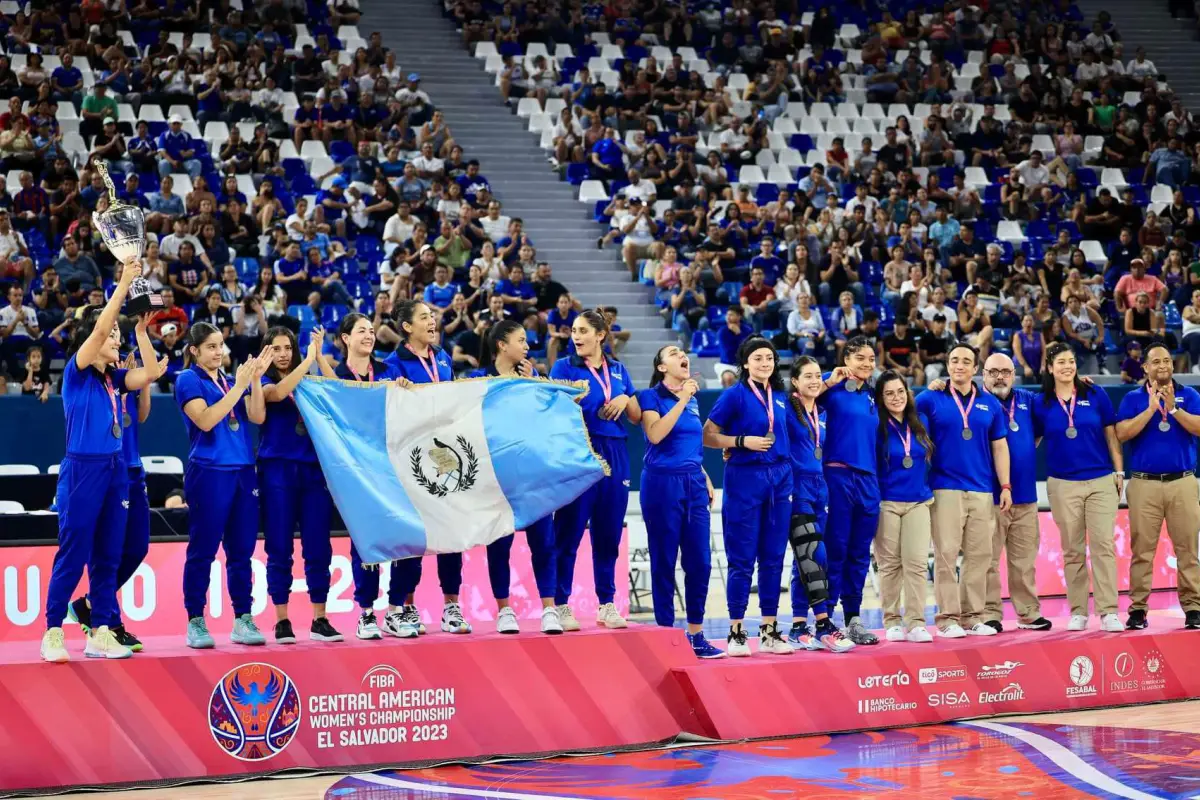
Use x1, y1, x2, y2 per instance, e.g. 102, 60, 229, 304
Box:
231, 614, 266, 646
845, 616, 879, 645
186, 617, 215, 649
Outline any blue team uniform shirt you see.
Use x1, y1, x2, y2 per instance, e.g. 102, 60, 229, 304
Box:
878, 413, 934, 503
495, 279, 536, 313
175, 365, 255, 468
423, 281, 457, 310
121, 390, 142, 469
335, 357, 400, 381
386, 344, 454, 383
786, 398, 825, 477
707, 380, 790, 468
257, 375, 318, 463
991, 388, 1038, 505
549, 355, 635, 439
637, 384, 703, 472
817, 376, 878, 474
1030, 385, 1116, 481
717, 325, 751, 364
62, 359, 129, 457
1116, 383, 1199, 474
915, 386, 1007, 493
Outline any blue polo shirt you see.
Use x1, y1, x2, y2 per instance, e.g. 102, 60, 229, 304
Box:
1116, 383, 1200, 475
335, 357, 399, 382
495, 278, 535, 313
878, 413, 933, 503
157, 129, 194, 161
62, 359, 129, 457
53, 65, 82, 90
423, 281, 457, 310
990, 388, 1038, 505
1030, 385, 1116, 481
717, 324, 751, 365
175, 365, 255, 468
637, 383, 703, 472
786, 398, 824, 477
385, 344, 454, 384
817, 377, 878, 474
257, 376, 318, 463
915, 385, 1006, 493
549, 355, 635, 439
121, 390, 142, 469
707, 380, 789, 468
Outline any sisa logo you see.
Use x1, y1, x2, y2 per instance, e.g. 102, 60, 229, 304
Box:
918, 666, 968, 685
1066, 656, 1098, 697
927, 691, 971, 708
857, 670, 911, 689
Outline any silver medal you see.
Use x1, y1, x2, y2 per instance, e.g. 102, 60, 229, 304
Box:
1009, 420, 1019, 432
111, 422, 121, 438
961, 428, 973, 441
764, 432, 776, 445
902, 455, 914, 469
813, 445, 823, 460
296, 422, 307, 436
845, 378, 860, 392
229, 419, 241, 432
1159, 420, 1172, 433
1065, 426, 1077, 439
123, 412, 132, 428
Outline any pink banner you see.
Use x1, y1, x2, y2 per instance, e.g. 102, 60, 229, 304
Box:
0, 533, 629, 643
997, 511, 1181, 598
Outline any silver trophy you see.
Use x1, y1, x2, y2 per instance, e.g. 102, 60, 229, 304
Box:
92, 161, 162, 315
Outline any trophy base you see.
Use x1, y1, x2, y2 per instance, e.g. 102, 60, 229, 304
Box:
126, 293, 164, 316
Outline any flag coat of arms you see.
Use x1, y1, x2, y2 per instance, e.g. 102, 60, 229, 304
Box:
294, 376, 608, 565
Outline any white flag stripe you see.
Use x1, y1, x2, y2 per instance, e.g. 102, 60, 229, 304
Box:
385, 382, 515, 553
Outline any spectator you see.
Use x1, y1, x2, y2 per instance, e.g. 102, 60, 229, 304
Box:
0, 282, 39, 378
717, 305, 751, 370
152, 322, 188, 391
148, 287, 190, 340
20, 342, 50, 401
157, 115, 203, 179
1114, 258, 1167, 313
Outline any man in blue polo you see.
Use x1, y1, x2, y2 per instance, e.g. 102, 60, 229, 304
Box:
916, 342, 1012, 639
1115, 341, 1200, 631
981, 353, 1052, 632
157, 115, 203, 178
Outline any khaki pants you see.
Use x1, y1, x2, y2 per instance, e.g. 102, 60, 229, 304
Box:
931, 489, 994, 628
1046, 475, 1119, 617
1127, 476, 1200, 613
984, 502, 1042, 624
876, 500, 933, 630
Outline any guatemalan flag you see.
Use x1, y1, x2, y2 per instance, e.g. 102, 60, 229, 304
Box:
294, 376, 608, 565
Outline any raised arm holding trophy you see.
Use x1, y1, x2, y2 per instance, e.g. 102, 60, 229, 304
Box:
92, 160, 160, 315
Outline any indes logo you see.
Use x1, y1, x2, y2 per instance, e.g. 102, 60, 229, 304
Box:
918, 666, 968, 684
1066, 656, 1097, 697
978, 683, 1025, 704
210, 663, 302, 761
857, 670, 911, 689
1113, 653, 1135, 678
977, 660, 1022, 681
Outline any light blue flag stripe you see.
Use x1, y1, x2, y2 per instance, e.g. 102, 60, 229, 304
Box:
482, 378, 610, 528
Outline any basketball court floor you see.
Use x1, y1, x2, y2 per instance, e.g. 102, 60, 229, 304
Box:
59, 700, 1200, 799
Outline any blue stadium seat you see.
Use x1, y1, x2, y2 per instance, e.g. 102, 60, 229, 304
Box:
692, 329, 719, 357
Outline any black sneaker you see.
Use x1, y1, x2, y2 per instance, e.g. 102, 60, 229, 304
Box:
111, 625, 143, 652
1185, 610, 1200, 630
274, 619, 297, 644
1126, 609, 1148, 630
69, 597, 92, 633
310, 616, 345, 642
1017, 617, 1053, 631
985, 620, 1003, 633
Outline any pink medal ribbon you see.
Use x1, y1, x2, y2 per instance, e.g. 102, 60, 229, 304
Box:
889, 418, 914, 468
103, 373, 121, 438
951, 385, 977, 441
347, 359, 374, 382
798, 394, 820, 458
215, 372, 240, 430
748, 381, 775, 442
587, 358, 613, 404
409, 345, 440, 383
1057, 389, 1078, 438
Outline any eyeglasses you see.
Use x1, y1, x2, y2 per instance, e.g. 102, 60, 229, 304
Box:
984, 369, 1014, 378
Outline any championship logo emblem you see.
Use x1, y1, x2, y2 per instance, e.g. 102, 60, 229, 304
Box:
209, 663, 301, 761
410, 436, 479, 497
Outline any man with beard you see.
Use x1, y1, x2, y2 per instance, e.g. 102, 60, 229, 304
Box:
1115, 341, 1200, 630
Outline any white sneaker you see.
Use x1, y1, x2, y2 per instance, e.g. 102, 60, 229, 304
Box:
541, 606, 564, 634
726, 627, 751, 657
381, 609, 410, 638
496, 606, 520, 635
967, 622, 998, 636
758, 622, 795, 654
1101, 613, 1124, 632
1067, 614, 1089, 631
906, 627, 933, 643
556, 604, 581, 631
41, 627, 69, 663
441, 602, 473, 634
84, 626, 133, 660
885, 625, 906, 642
597, 602, 628, 629
939, 624, 967, 639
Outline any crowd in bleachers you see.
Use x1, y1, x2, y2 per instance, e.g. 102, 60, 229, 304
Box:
454, 0, 1200, 385
0, 0, 603, 394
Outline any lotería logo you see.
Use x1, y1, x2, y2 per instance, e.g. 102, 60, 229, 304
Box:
410, 436, 479, 497
209, 663, 302, 761
857, 670, 910, 689
1066, 656, 1097, 697
919, 666, 968, 684
978, 682, 1025, 704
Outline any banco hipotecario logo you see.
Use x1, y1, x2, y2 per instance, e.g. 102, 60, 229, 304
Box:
209, 662, 302, 761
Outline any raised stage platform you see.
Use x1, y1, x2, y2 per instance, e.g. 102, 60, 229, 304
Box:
3, 615, 1200, 796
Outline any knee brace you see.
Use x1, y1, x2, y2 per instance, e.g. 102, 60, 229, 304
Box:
790, 513, 829, 605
